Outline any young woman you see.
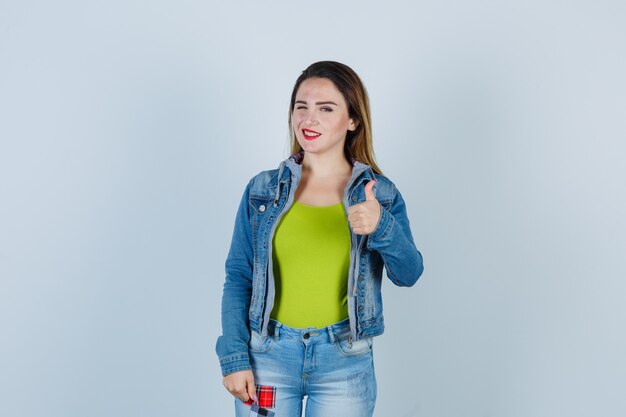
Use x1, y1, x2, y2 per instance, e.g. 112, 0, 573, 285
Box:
216, 61, 424, 417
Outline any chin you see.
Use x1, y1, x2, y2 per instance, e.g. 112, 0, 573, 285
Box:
296, 139, 316, 152
299, 141, 323, 152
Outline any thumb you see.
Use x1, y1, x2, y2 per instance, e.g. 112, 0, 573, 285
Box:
246, 374, 257, 403
364, 180, 377, 201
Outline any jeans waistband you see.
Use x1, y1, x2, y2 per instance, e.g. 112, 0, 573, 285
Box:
267, 318, 352, 344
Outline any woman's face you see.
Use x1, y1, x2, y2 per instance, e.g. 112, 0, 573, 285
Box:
292, 77, 357, 158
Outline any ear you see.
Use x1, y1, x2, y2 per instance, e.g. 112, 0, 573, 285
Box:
348, 118, 359, 131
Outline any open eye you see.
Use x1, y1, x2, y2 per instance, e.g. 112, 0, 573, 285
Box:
321, 107, 333, 112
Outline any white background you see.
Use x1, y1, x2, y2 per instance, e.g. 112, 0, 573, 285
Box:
1, 1, 625, 416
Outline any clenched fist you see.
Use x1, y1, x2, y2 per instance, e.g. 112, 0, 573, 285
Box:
348, 180, 381, 235
222, 369, 257, 402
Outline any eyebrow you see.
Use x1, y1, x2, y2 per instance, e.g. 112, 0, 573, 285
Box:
295, 100, 339, 106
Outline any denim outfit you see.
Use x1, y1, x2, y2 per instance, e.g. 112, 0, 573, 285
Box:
216, 152, 424, 414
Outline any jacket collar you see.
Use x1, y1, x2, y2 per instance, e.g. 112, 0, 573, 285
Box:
282, 151, 374, 180
273, 151, 374, 202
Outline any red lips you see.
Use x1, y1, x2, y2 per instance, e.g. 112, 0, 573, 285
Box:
302, 128, 321, 141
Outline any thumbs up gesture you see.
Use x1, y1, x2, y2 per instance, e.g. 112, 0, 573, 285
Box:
348, 180, 381, 235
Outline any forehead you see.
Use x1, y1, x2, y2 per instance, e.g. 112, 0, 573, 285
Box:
296, 77, 345, 103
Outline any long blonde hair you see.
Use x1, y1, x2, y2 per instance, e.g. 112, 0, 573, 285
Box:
288, 61, 382, 175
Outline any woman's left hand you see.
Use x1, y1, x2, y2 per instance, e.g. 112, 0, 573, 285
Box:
348, 180, 381, 235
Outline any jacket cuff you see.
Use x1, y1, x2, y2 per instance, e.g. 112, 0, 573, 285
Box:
219, 353, 252, 377
369, 205, 394, 243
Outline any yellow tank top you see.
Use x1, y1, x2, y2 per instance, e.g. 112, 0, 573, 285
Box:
270, 200, 351, 328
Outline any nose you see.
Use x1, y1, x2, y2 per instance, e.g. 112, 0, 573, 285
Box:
302, 109, 318, 126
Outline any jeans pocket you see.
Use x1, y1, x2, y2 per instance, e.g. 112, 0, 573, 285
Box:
336, 335, 373, 356
248, 330, 274, 353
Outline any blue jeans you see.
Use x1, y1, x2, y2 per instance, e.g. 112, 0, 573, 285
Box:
234, 318, 377, 417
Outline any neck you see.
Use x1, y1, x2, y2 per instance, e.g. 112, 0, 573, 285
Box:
301, 151, 352, 179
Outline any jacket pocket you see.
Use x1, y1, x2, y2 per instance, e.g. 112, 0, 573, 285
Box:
249, 196, 274, 215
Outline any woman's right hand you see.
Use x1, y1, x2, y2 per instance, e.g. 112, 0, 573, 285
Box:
222, 369, 257, 403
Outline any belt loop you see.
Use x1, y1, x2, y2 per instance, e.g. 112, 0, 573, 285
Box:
326, 324, 336, 344
273, 321, 282, 342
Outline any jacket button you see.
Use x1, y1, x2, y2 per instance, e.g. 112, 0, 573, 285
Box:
259, 205, 266, 213
352, 196, 357, 202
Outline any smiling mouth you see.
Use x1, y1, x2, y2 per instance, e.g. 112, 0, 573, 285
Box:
302, 129, 321, 141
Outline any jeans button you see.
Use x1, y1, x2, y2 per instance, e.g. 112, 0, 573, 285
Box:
303, 332, 310, 339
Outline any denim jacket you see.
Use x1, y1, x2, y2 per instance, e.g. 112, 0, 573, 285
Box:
216, 152, 424, 376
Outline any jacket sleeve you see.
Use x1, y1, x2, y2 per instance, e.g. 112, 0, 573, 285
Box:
366, 183, 424, 287
215, 180, 254, 376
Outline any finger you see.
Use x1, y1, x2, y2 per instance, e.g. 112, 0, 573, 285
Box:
348, 212, 361, 222
364, 180, 377, 201
229, 386, 244, 402
348, 213, 363, 225
246, 375, 257, 403
353, 227, 366, 235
